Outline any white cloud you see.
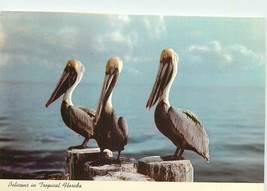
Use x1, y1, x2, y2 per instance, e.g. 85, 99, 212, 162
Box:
188, 41, 264, 70
0, 13, 139, 71
0, 13, 164, 74
108, 15, 130, 26
2, 13, 263, 84
143, 16, 166, 39
96, 31, 133, 54
188, 41, 232, 64
229, 45, 264, 64
95, 33, 133, 63
45, 26, 79, 49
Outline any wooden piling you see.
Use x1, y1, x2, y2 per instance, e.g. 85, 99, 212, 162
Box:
84, 157, 138, 180
65, 148, 112, 180
138, 156, 194, 182
65, 149, 194, 181
93, 171, 155, 181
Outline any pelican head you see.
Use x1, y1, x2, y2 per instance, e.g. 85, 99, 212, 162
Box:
94, 57, 123, 124
146, 48, 179, 109
45, 59, 84, 107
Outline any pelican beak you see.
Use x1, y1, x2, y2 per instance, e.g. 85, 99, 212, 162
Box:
146, 57, 173, 109
94, 66, 119, 124
45, 65, 77, 107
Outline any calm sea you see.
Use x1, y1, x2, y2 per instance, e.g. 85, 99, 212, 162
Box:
0, 81, 264, 182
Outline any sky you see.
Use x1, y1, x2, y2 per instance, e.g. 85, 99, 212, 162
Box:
0, 12, 265, 87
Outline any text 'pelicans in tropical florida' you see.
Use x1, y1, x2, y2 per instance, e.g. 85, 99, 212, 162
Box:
146, 48, 210, 162
94, 57, 128, 162
45, 60, 96, 150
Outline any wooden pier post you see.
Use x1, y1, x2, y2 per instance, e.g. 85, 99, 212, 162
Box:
65, 148, 112, 180
65, 149, 194, 181
93, 171, 155, 181
65, 148, 138, 180
138, 156, 194, 182
84, 157, 138, 180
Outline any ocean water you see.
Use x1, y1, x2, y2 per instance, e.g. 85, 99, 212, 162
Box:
0, 81, 264, 182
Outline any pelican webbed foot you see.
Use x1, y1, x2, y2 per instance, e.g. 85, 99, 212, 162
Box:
161, 147, 185, 161
68, 138, 89, 150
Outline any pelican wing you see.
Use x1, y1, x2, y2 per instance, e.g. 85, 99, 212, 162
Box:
118, 117, 128, 144
79, 106, 96, 118
168, 107, 210, 161
68, 105, 95, 136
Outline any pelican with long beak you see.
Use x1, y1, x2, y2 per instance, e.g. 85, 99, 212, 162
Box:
94, 57, 128, 161
146, 48, 210, 162
45, 59, 96, 150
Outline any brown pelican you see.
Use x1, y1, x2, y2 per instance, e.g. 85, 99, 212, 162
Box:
45, 59, 96, 150
146, 48, 210, 162
94, 57, 128, 161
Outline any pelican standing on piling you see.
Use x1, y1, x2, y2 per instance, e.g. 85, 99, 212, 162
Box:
146, 48, 210, 162
46, 60, 96, 150
94, 57, 128, 161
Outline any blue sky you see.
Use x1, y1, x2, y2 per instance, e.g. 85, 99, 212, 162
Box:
0, 12, 265, 87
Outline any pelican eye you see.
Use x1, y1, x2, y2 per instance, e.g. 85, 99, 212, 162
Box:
106, 66, 117, 75
161, 55, 172, 64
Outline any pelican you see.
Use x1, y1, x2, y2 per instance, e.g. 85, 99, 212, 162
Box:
45, 59, 96, 150
94, 57, 128, 161
146, 48, 210, 162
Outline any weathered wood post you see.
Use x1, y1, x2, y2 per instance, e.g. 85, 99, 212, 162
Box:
65, 148, 139, 180
83, 157, 138, 180
93, 171, 155, 181
65, 149, 194, 181
65, 148, 112, 180
138, 156, 194, 182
